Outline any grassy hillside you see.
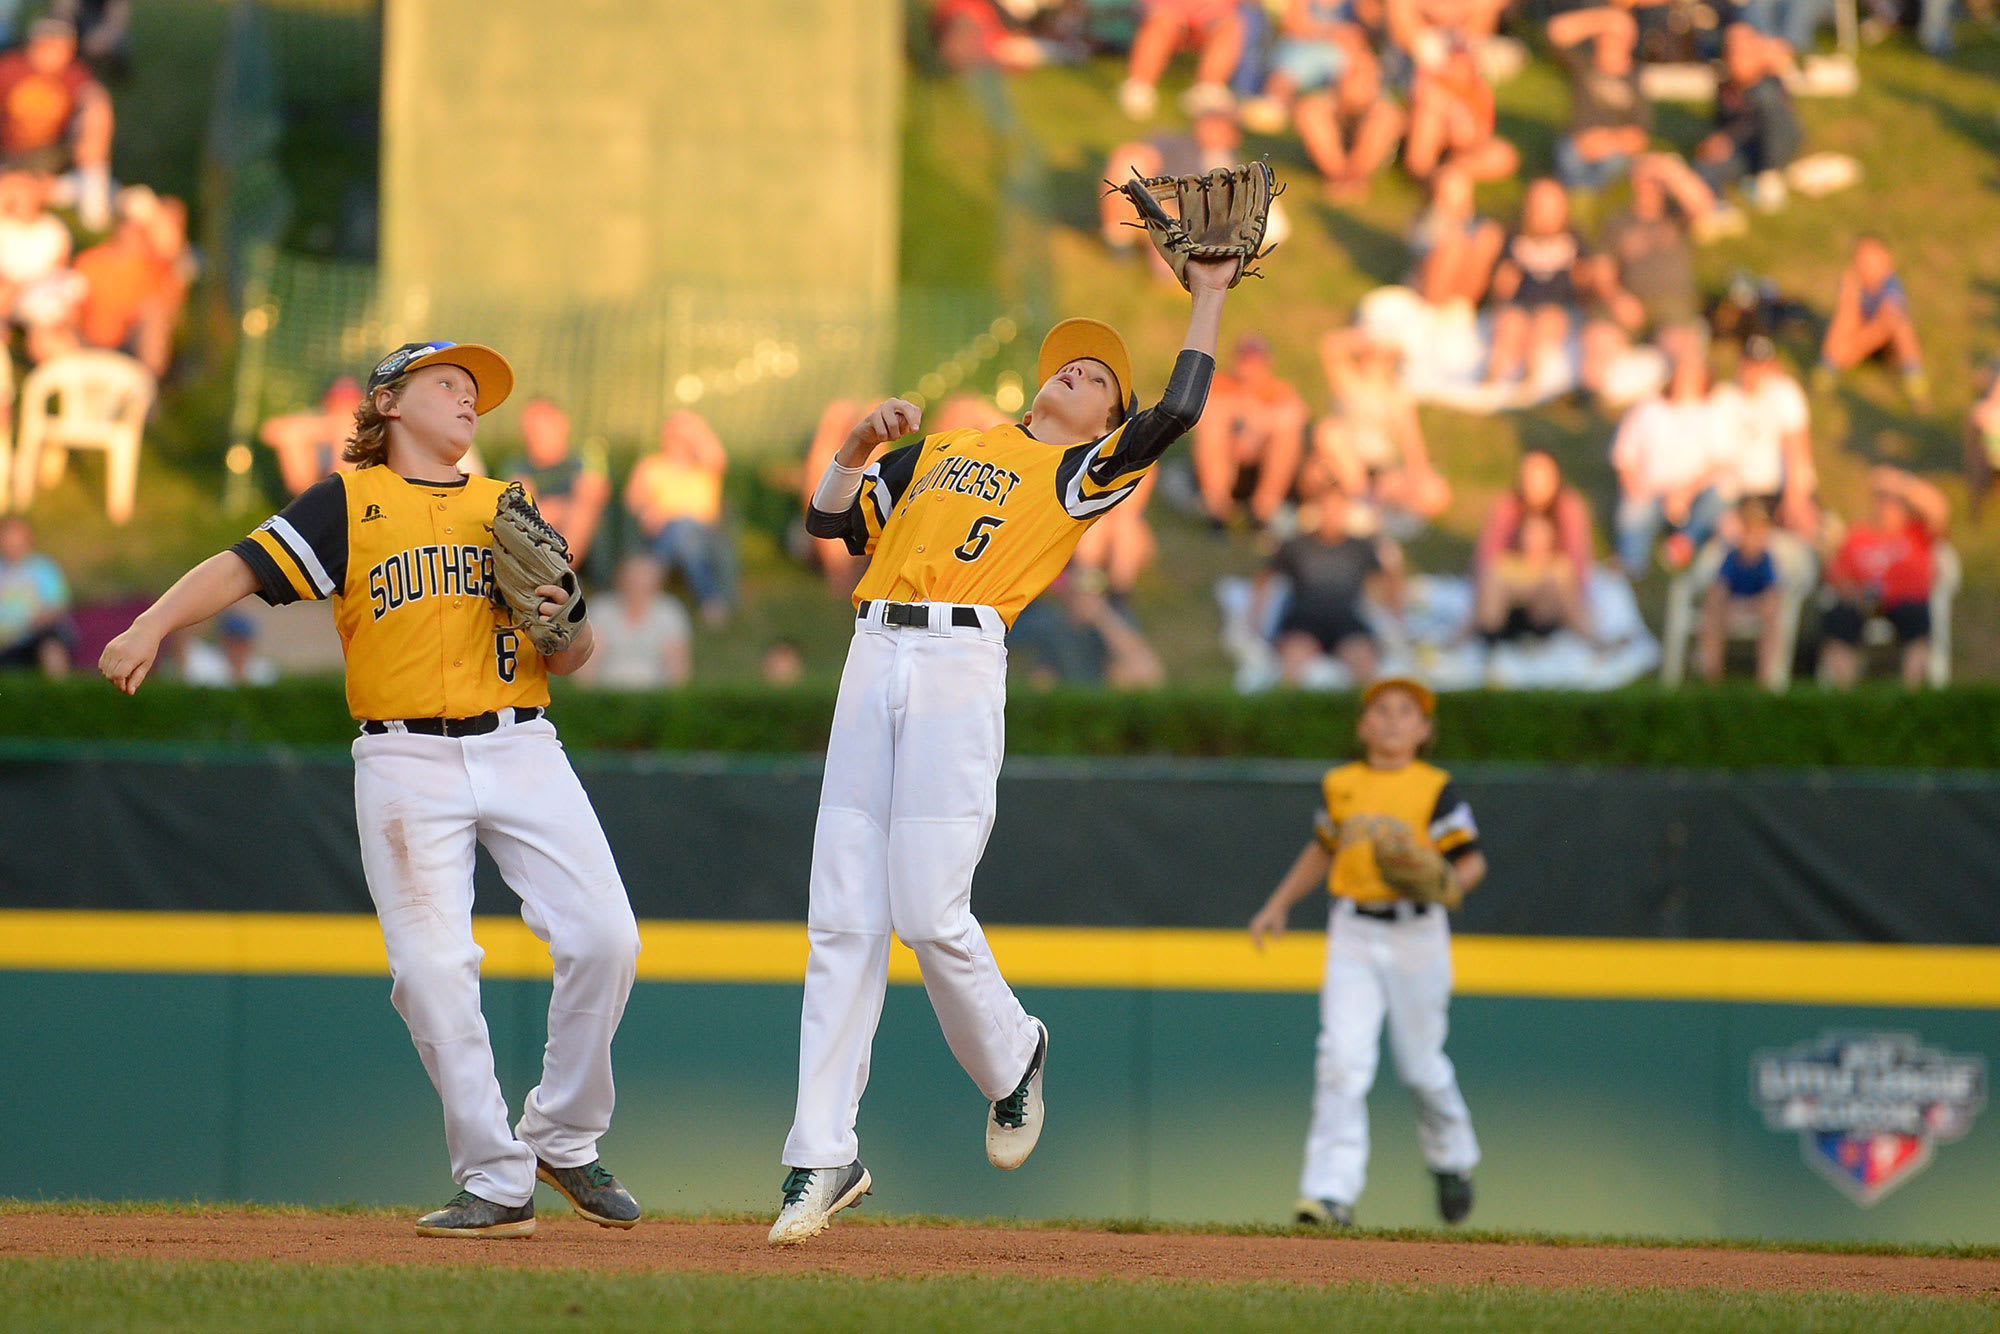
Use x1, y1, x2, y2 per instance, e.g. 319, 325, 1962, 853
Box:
25, 26, 2000, 687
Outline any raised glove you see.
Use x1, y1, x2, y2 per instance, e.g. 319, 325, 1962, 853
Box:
488, 481, 586, 655
1340, 815, 1457, 907
1114, 160, 1280, 292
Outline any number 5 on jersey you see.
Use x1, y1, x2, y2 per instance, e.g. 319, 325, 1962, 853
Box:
954, 515, 1004, 563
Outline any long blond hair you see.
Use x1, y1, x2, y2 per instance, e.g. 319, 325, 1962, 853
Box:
342, 373, 412, 468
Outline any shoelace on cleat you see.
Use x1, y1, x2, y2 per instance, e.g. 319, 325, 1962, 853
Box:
580, 1162, 616, 1190
443, 1190, 479, 1210
780, 1168, 816, 1207
993, 1081, 1031, 1129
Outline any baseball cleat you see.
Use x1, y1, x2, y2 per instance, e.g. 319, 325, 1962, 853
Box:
985, 1017, 1048, 1170
767, 1160, 872, 1246
1294, 1197, 1355, 1227
536, 1158, 640, 1229
414, 1189, 535, 1239
1436, 1171, 1474, 1225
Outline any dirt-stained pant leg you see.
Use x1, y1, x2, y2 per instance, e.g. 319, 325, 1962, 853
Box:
354, 731, 537, 1207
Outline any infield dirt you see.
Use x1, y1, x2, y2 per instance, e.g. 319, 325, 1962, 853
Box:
2, 1212, 1997, 1298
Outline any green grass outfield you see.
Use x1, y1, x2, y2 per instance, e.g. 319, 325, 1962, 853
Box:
2, 1257, 1994, 1334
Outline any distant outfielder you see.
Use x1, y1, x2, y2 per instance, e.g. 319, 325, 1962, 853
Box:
1250, 677, 1487, 1228
769, 164, 1272, 1246
100, 341, 643, 1239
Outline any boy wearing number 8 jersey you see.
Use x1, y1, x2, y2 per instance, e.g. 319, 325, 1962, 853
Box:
99, 342, 643, 1239
768, 258, 1238, 1245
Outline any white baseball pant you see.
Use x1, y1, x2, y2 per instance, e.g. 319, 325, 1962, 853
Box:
1299, 897, 1480, 1206
353, 715, 639, 1207
783, 602, 1039, 1169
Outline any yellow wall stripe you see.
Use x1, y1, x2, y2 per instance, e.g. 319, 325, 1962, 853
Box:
1, 911, 1996, 1008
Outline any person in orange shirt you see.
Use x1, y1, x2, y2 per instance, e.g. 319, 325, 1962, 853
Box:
0, 19, 113, 228
625, 409, 731, 624
71, 187, 185, 375
1191, 333, 1309, 530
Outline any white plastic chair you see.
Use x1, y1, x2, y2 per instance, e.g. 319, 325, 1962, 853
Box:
0, 352, 16, 511
1811, 540, 1960, 688
10, 350, 156, 525
1660, 530, 1818, 692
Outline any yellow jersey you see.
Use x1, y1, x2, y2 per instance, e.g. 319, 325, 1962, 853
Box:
822, 351, 1212, 627
1313, 759, 1480, 904
233, 465, 550, 721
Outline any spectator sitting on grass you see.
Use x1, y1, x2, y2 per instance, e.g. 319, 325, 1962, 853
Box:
0, 167, 81, 365
1820, 467, 1949, 691
180, 610, 278, 688
1711, 333, 1818, 536
1697, 496, 1785, 686
1251, 481, 1404, 687
1610, 326, 1727, 577
1406, 165, 1502, 312
1694, 24, 1801, 217
1011, 567, 1166, 690
70, 185, 189, 377
1473, 448, 1595, 633
1474, 508, 1593, 647
1246, 0, 1406, 200
800, 398, 872, 595
0, 514, 72, 676
1966, 364, 2000, 521
577, 554, 692, 690
1548, 5, 1650, 195
1484, 178, 1583, 389
0, 18, 113, 230
1119, 0, 1246, 120
507, 396, 611, 566
1402, 31, 1518, 185
1815, 234, 1928, 410
1193, 333, 1310, 531
258, 376, 364, 497
627, 409, 732, 626
1071, 466, 1157, 618
1314, 326, 1449, 523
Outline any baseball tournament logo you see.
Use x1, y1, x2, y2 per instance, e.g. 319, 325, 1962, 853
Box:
1752, 1032, 1985, 1206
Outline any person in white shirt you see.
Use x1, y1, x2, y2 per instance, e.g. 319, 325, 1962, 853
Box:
180, 611, 279, 687
1610, 329, 1727, 576
1710, 334, 1817, 536
0, 168, 81, 361
578, 554, 691, 689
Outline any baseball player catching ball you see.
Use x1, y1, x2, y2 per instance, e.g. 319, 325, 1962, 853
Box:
766, 249, 1244, 1244
99, 341, 644, 1239
1249, 677, 1486, 1228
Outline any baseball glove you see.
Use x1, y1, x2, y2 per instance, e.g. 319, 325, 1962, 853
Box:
1113, 160, 1280, 292
488, 481, 587, 655
1339, 815, 1456, 907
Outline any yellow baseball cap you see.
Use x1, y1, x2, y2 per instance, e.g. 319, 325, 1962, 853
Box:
1038, 318, 1137, 418
367, 340, 514, 415
1361, 676, 1436, 717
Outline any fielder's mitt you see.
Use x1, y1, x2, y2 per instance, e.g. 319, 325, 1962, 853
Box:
488, 481, 586, 655
1339, 815, 1456, 907
1114, 160, 1280, 292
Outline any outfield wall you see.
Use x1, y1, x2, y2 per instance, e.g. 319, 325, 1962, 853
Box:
1, 747, 1994, 1242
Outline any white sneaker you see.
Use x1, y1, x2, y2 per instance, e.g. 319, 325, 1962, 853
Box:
766, 1161, 871, 1246
1118, 79, 1158, 121
986, 1018, 1048, 1170
1179, 82, 1235, 117
1752, 170, 1788, 214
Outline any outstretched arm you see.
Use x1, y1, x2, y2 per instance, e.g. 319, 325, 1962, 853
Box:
1250, 840, 1333, 948
100, 552, 261, 693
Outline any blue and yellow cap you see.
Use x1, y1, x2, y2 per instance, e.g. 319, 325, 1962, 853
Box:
366, 341, 514, 415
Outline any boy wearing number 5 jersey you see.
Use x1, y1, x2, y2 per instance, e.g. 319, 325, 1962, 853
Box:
767, 258, 1238, 1246
100, 342, 644, 1239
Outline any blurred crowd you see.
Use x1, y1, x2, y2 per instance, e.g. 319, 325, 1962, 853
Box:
5, 1, 1981, 697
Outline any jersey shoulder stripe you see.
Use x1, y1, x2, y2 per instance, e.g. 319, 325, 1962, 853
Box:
232, 473, 348, 606
266, 515, 336, 596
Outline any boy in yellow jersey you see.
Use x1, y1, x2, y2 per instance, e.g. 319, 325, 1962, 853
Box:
99, 342, 643, 1240
766, 257, 1239, 1245
1249, 678, 1488, 1229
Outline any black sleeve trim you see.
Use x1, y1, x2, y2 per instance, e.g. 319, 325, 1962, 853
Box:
804, 505, 853, 540
1444, 839, 1483, 865
1053, 350, 1216, 520
276, 474, 350, 591
229, 539, 298, 607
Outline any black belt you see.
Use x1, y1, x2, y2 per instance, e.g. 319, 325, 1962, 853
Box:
858, 600, 984, 630
1352, 900, 1429, 921
360, 706, 543, 737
